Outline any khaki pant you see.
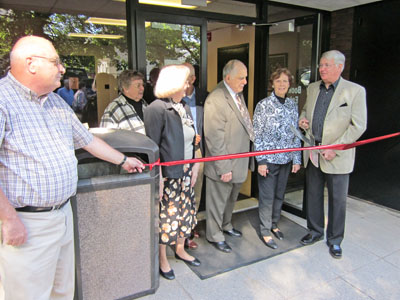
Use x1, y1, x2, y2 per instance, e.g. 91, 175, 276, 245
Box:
0, 203, 75, 300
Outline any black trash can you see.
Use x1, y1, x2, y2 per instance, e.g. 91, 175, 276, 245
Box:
72, 128, 159, 300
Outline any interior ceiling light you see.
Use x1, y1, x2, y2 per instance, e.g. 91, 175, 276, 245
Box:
85, 17, 127, 26
236, 24, 245, 31
252, 22, 278, 27
68, 33, 124, 39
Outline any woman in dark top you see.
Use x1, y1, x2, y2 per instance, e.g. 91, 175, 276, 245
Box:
144, 64, 201, 280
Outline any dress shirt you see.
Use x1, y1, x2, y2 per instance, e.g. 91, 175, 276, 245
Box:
100, 94, 148, 134
253, 92, 301, 165
0, 73, 93, 207
312, 78, 340, 142
183, 90, 197, 134
57, 87, 74, 106
223, 81, 241, 110
72, 89, 87, 112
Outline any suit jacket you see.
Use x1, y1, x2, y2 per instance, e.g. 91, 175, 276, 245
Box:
194, 87, 207, 156
300, 77, 367, 174
204, 81, 253, 183
144, 98, 195, 178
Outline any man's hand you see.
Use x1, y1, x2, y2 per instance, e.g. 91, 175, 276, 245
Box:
299, 118, 309, 130
191, 163, 200, 187
292, 164, 301, 173
194, 134, 201, 146
258, 165, 269, 177
1, 215, 27, 246
220, 172, 232, 182
121, 157, 145, 173
321, 149, 336, 161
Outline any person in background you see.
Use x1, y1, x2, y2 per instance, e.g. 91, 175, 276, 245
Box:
72, 81, 88, 120
57, 78, 74, 106
144, 64, 201, 280
181, 62, 207, 249
100, 70, 147, 135
204, 59, 254, 253
143, 67, 160, 104
0, 35, 144, 300
299, 50, 367, 259
253, 68, 301, 249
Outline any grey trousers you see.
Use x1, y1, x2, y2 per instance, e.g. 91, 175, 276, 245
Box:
305, 163, 349, 246
257, 162, 291, 237
205, 176, 242, 242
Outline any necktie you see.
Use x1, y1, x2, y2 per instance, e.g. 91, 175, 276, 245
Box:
235, 93, 254, 141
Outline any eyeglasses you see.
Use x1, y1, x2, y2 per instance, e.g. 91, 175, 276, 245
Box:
31, 55, 62, 66
318, 63, 336, 69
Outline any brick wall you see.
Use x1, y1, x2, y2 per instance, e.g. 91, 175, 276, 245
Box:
329, 8, 354, 80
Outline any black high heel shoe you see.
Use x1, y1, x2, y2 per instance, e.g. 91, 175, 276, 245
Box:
159, 268, 175, 280
174, 253, 201, 266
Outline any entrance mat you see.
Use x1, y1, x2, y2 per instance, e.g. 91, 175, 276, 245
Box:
185, 209, 308, 279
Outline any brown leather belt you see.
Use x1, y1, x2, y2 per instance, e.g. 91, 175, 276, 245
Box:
15, 198, 70, 213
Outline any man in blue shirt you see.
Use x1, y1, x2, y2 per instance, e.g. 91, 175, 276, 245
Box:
182, 62, 207, 248
57, 78, 74, 106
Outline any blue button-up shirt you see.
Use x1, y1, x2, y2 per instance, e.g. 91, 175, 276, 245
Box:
183, 89, 197, 134
0, 73, 93, 207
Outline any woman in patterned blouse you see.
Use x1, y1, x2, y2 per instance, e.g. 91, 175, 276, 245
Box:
144, 65, 201, 280
253, 68, 301, 249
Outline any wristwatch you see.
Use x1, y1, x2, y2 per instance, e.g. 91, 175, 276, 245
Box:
118, 155, 127, 167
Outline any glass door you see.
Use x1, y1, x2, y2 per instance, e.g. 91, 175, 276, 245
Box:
136, 12, 207, 90
268, 14, 320, 217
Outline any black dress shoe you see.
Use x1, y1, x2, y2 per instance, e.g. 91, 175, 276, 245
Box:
262, 236, 278, 249
208, 240, 232, 253
223, 228, 242, 237
159, 268, 175, 280
329, 244, 342, 259
271, 228, 284, 240
175, 253, 201, 266
300, 233, 323, 245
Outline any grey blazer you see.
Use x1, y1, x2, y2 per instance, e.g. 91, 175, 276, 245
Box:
204, 81, 253, 183
300, 77, 367, 174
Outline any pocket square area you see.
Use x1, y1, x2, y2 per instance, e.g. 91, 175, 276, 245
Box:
339, 103, 348, 107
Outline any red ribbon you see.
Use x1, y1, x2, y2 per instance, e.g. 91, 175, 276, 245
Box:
145, 132, 400, 170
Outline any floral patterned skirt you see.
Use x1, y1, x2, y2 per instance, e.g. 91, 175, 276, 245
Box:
159, 164, 197, 245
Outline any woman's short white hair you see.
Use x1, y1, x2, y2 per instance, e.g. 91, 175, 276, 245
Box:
321, 50, 346, 68
154, 64, 190, 98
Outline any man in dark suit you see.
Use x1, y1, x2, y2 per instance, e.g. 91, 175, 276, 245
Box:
182, 62, 207, 249
299, 50, 367, 258
204, 59, 254, 253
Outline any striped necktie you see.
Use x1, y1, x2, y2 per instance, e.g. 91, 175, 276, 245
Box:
235, 93, 254, 142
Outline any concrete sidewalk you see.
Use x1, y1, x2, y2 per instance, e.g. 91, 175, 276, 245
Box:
141, 192, 400, 300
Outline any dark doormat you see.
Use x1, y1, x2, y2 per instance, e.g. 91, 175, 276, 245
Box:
185, 209, 308, 279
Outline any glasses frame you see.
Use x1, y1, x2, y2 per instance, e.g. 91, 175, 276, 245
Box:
31, 55, 62, 66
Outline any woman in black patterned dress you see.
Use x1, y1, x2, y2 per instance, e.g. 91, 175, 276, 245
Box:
144, 64, 201, 280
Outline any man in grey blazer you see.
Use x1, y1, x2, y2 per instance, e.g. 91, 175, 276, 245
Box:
299, 50, 367, 258
204, 60, 254, 253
